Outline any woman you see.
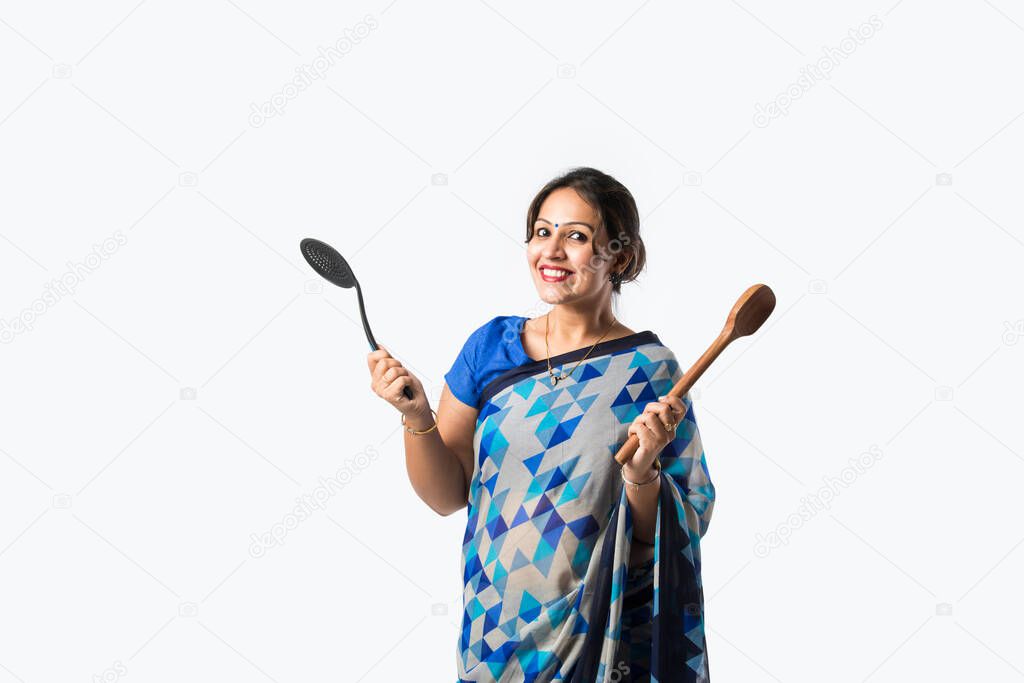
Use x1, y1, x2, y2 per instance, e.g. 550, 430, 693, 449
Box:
366, 167, 715, 682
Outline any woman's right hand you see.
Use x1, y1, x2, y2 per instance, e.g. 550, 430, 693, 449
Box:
366, 345, 430, 420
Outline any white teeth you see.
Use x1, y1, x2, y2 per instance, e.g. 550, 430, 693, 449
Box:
540, 267, 570, 277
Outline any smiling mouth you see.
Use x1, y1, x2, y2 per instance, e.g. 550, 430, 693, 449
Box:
539, 266, 573, 282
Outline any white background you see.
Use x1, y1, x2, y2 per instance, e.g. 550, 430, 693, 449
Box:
1, 1, 1022, 681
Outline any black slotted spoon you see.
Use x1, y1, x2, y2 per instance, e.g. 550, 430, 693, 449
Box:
300, 237, 414, 400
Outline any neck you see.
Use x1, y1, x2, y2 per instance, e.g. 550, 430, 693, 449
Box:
547, 297, 617, 348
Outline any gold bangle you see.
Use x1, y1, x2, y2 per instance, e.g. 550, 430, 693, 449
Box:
402, 409, 438, 435
621, 458, 661, 490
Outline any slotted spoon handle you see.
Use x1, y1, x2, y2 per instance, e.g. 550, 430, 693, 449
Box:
300, 237, 413, 401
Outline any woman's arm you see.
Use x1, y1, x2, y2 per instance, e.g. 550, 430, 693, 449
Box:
622, 395, 686, 546
367, 347, 477, 516
624, 463, 661, 545
401, 385, 477, 516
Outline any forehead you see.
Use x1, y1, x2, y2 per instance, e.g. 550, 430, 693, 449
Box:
537, 187, 599, 224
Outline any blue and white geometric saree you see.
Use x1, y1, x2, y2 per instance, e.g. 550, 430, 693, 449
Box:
456, 331, 715, 682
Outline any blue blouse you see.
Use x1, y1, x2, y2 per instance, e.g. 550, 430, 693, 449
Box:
444, 315, 662, 411
444, 315, 530, 409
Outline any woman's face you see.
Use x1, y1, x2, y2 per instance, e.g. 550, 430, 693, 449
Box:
527, 187, 620, 306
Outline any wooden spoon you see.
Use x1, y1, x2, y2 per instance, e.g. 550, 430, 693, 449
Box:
614, 283, 776, 466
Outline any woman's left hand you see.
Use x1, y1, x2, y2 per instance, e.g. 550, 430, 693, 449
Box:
624, 395, 685, 479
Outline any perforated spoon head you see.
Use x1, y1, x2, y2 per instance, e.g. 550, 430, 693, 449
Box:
300, 238, 358, 289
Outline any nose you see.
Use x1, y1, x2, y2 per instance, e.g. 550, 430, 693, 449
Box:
540, 231, 567, 260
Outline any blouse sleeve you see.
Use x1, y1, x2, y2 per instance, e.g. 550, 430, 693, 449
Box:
444, 321, 486, 408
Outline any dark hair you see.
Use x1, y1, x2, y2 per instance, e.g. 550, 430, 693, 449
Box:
524, 167, 646, 295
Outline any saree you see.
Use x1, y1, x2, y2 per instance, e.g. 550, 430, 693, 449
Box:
456, 331, 716, 682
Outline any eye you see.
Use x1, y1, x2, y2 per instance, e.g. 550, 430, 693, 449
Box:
533, 226, 587, 241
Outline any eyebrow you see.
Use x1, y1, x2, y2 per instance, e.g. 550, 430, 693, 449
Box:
535, 218, 595, 231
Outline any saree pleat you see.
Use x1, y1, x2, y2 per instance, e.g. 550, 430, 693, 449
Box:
455, 334, 715, 682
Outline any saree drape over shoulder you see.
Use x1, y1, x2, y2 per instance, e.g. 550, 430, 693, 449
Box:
456, 332, 715, 682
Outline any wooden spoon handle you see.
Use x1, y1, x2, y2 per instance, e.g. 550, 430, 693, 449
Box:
613, 284, 775, 466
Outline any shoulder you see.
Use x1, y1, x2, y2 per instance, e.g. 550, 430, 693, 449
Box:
638, 337, 682, 374
445, 316, 527, 409
464, 315, 526, 347
453, 315, 526, 362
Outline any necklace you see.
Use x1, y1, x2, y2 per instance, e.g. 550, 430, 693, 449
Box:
544, 312, 617, 387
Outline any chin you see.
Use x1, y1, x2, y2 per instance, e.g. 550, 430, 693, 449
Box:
539, 290, 579, 305
534, 285, 567, 303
